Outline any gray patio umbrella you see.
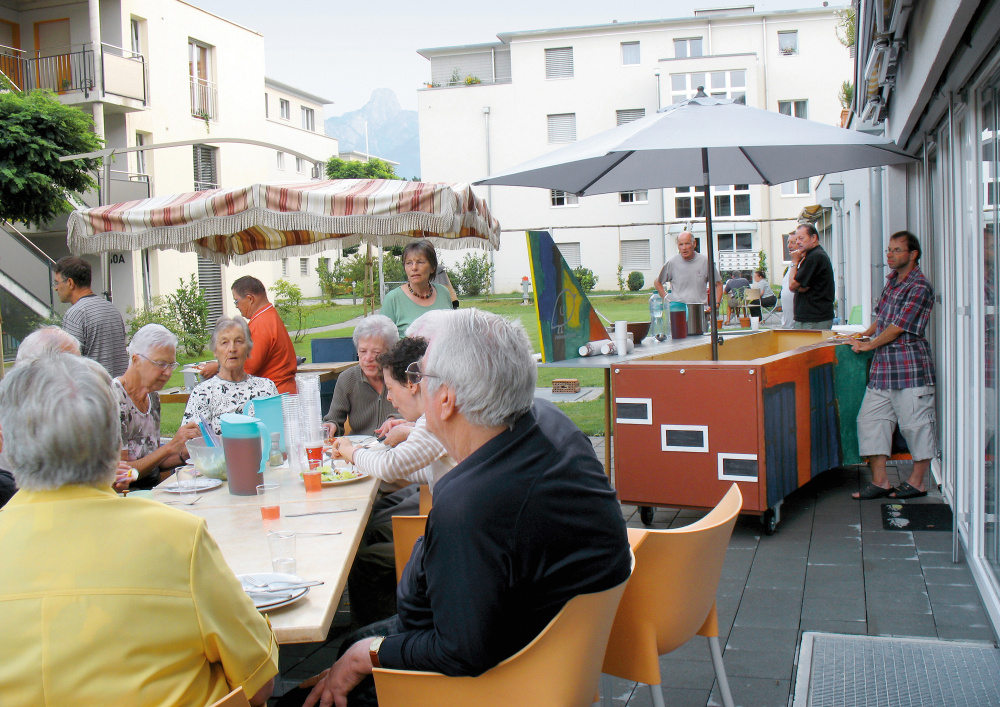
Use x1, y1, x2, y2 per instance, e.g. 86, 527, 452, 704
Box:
475, 95, 915, 359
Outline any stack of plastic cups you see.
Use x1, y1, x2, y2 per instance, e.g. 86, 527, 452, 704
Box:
295, 374, 324, 446
282, 394, 305, 473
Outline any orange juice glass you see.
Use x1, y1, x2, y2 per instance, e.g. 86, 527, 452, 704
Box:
257, 483, 280, 521
303, 470, 322, 493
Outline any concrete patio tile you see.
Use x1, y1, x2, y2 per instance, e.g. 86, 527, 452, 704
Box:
863, 543, 920, 560
917, 549, 964, 568
754, 538, 811, 559
626, 685, 712, 707
803, 578, 865, 600
867, 611, 937, 637
862, 572, 928, 593
911, 531, 956, 552
801, 591, 867, 622
936, 624, 998, 641
798, 618, 868, 635
661, 637, 715, 663
921, 565, 976, 586
599, 674, 638, 706
745, 558, 807, 589
656, 657, 719, 690
805, 562, 864, 584
862, 556, 922, 575
808, 546, 863, 565
723, 626, 798, 680
733, 587, 802, 628
926, 582, 986, 607
708, 676, 791, 707
865, 591, 932, 616
931, 602, 993, 628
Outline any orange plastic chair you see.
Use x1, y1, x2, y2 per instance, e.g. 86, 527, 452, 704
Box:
391, 514, 428, 583
418, 484, 432, 515
208, 686, 251, 707
372, 555, 633, 707
601, 484, 742, 707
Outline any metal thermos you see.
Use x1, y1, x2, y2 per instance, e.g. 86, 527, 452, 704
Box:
686, 303, 707, 336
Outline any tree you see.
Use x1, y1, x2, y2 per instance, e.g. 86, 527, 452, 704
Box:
0, 87, 103, 227
325, 157, 400, 181
272, 279, 307, 341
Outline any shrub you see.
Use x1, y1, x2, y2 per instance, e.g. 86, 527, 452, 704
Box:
573, 266, 597, 292
317, 258, 336, 303
167, 275, 209, 357
272, 279, 306, 341
126, 296, 176, 339
454, 252, 492, 296
627, 271, 644, 291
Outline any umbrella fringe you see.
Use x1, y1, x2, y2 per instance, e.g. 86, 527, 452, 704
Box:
67, 199, 499, 260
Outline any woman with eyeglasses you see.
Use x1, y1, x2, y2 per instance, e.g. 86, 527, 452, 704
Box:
115, 324, 201, 488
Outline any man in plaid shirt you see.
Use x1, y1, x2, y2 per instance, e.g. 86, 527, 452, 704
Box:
851, 231, 937, 500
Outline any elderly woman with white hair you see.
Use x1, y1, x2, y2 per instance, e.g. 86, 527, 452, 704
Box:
182, 316, 278, 435
323, 314, 400, 438
0, 354, 278, 704
115, 324, 201, 488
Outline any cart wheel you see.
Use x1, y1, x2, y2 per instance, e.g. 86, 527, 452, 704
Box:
761, 508, 778, 536
639, 506, 655, 525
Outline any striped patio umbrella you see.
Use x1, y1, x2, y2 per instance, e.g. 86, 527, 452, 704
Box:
66, 179, 500, 264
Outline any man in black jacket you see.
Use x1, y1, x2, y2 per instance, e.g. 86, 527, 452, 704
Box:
303, 309, 631, 707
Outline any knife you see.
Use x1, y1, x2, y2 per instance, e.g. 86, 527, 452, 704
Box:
246, 581, 325, 592
285, 508, 357, 517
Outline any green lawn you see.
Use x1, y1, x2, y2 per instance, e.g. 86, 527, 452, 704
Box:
160, 294, 651, 437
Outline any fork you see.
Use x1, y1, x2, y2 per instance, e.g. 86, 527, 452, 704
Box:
243, 576, 325, 591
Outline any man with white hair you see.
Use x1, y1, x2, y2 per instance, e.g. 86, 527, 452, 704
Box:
14, 325, 81, 362
0, 354, 278, 705
303, 308, 631, 707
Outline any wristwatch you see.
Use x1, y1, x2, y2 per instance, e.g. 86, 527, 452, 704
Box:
369, 635, 386, 668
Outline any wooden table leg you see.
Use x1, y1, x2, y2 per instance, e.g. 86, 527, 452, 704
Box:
604, 368, 612, 480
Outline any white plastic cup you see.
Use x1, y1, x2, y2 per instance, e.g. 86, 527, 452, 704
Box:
175, 466, 199, 505
751, 316, 760, 332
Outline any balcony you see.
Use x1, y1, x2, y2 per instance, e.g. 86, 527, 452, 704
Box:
190, 76, 218, 121
0, 43, 146, 107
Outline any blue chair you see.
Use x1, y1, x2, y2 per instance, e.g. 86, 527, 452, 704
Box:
311, 337, 357, 416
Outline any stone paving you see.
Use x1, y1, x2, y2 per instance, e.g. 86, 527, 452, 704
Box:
270, 440, 998, 707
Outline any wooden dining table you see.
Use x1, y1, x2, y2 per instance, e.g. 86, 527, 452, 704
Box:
151, 465, 379, 644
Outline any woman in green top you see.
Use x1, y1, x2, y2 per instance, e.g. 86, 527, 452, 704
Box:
381, 240, 455, 336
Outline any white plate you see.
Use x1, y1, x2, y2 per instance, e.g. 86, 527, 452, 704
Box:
162, 477, 223, 493
239, 572, 311, 611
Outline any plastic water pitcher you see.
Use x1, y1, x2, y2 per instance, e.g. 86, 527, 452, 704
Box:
669, 301, 688, 339
244, 394, 286, 453
219, 413, 271, 495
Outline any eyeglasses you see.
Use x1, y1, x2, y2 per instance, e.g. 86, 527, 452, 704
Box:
138, 353, 180, 371
886, 247, 910, 255
52, 278, 66, 289
233, 294, 245, 307
405, 361, 439, 386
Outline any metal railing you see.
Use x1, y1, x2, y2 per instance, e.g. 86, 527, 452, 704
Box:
190, 76, 218, 121
0, 44, 95, 96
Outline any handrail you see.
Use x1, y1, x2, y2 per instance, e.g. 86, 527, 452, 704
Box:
1, 220, 56, 267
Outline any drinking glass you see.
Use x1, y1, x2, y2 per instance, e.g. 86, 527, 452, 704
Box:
267, 531, 296, 574
176, 466, 199, 505
257, 483, 280, 521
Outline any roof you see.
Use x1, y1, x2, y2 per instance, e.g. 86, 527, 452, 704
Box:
265, 77, 334, 106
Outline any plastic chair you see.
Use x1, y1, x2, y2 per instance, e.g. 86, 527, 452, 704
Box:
601, 484, 742, 707
311, 336, 357, 416
392, 514, 428, 583
373, 556, 633, 707
418, 484, 432, 515
849, 304, 863, 325
745, 289, 780, 324
209, 686, 251, 707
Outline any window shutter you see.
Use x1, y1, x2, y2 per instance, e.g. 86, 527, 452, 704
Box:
556, 242, 582, 269
547, 113, 576, 143
616, 108, 645, 125
196, 257, 223, 327
545, 47, 573, 79
620, 240, 651, 270
193, 145, 218, 190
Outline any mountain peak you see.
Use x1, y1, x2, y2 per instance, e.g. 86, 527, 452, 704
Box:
325, 88, 420, 180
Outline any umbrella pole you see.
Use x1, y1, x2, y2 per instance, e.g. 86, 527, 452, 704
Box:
701, 148, 720, 361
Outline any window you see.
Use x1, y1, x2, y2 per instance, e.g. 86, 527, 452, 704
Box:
301, 106, 315, 131
545, 47, 573, 79
276, 151, 285, 170
616, 108, 645, 125
134, 133, 146, 175
674, 186, 705, 219
621, 41, 640, 65
556, 242, 581, 268
279, 98, 290, 120
671, 71, 745, 104
319, 257, 330, 272
778, 31, 798, 55
619, 190, 648, 204
300, 258, 309, 276
673, 37, 703, 59
620, 240, 651, 270
781, 178, 811, 196
550, 190, 579, 207
713, 184, 751, 217
547, 113, 576, 143
189, 40, 216, 119
717, 233, 753, 251
295, 157, 305, 173
778, 100, 807, 119
130, 18, 142, 56
192, 145, 218, 191
281, 258, 288, 277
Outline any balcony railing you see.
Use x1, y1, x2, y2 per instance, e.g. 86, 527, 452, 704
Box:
190, 76, 218, 121
0, 44, 95, 95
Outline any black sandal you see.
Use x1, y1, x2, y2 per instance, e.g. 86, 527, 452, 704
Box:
853, 482, 893, 500
890, 481, 928, 499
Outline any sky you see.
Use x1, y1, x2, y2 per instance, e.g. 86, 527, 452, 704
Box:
189, 0, 839, 117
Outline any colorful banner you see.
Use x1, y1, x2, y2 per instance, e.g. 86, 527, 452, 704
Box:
526, 230, 607, 362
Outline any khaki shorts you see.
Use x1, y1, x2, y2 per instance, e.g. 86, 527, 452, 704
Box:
857, 385, 938, 461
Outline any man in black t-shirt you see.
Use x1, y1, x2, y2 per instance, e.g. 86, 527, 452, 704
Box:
788, 224, 835, 328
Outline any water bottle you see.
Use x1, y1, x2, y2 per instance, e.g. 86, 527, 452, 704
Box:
649, 292, 666, 341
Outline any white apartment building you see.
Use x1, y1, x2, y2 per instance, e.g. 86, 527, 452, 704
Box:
417, 6, 853, 294
0, 0, 337, 337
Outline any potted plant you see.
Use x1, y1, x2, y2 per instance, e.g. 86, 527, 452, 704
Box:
735, 290, 752, 328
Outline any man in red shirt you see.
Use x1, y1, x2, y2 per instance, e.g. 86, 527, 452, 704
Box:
199, 276, 298, 394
